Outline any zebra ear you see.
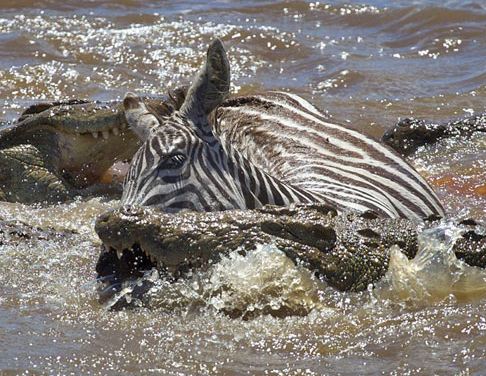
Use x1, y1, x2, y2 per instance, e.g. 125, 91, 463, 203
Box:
180, 39, 230, 120
123, 92, 159, 141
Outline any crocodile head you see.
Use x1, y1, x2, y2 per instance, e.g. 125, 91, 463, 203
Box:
381, 117, 444, 156
0, 93, 186, 204
94, 204, 486, 312
93, 204, 400, 311
94, 205, 225, 308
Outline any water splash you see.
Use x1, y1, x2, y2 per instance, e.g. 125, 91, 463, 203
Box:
102, 268, 160, 310
375, 222, 486, 305
203, 244, 328, 318
102, 244, 331, 318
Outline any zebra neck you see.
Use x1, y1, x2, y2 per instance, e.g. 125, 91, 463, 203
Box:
223, 141, 325, 208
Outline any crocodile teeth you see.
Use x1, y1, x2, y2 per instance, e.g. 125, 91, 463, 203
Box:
91, 132, 99, 139
112, 127, 120, 136
102, 130, 110, 140
140, 246, 157, 265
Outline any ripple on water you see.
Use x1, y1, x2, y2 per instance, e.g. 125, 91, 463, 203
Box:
0, 197, 117, 237
0, 14, 283, 118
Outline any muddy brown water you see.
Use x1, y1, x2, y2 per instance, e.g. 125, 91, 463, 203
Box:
1, 1, 486, 374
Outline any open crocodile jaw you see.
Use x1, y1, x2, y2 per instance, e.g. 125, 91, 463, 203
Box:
0, 91, 186, 203
95, 220, 177, 309
0, 100, 143, 202
95, 207, 191, 283
94, 206, 226, 307
57, 126, 139, 188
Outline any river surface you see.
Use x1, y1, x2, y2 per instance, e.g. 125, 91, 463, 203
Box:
1, 0, 486, 374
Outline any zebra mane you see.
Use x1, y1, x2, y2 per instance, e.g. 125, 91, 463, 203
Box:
153, 85, 226, 140
141, 86, 188, 121
167, 86, 188, 111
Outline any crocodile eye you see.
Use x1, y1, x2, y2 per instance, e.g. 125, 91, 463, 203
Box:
159, 153, 186, 169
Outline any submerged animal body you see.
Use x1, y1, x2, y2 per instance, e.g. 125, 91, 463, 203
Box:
121, 40, 444, 221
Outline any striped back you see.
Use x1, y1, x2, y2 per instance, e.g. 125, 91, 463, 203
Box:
121, 40, 444, 221
215, 92, 445, 219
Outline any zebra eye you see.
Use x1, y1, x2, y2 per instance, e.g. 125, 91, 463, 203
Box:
159, 153, 186, 169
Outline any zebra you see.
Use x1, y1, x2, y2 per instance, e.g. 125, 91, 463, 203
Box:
121, 39, 444, 221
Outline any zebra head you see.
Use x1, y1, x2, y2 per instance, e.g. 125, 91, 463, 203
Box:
121, 39, 247, 212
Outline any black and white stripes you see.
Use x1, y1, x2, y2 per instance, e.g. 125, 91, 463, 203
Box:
121, 40, 444, 221
215, 92, 444, 219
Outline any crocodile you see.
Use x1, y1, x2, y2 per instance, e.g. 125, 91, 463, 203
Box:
382, 113, 486, 156
0, 96, 182, 203
95, 204, 486, 309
